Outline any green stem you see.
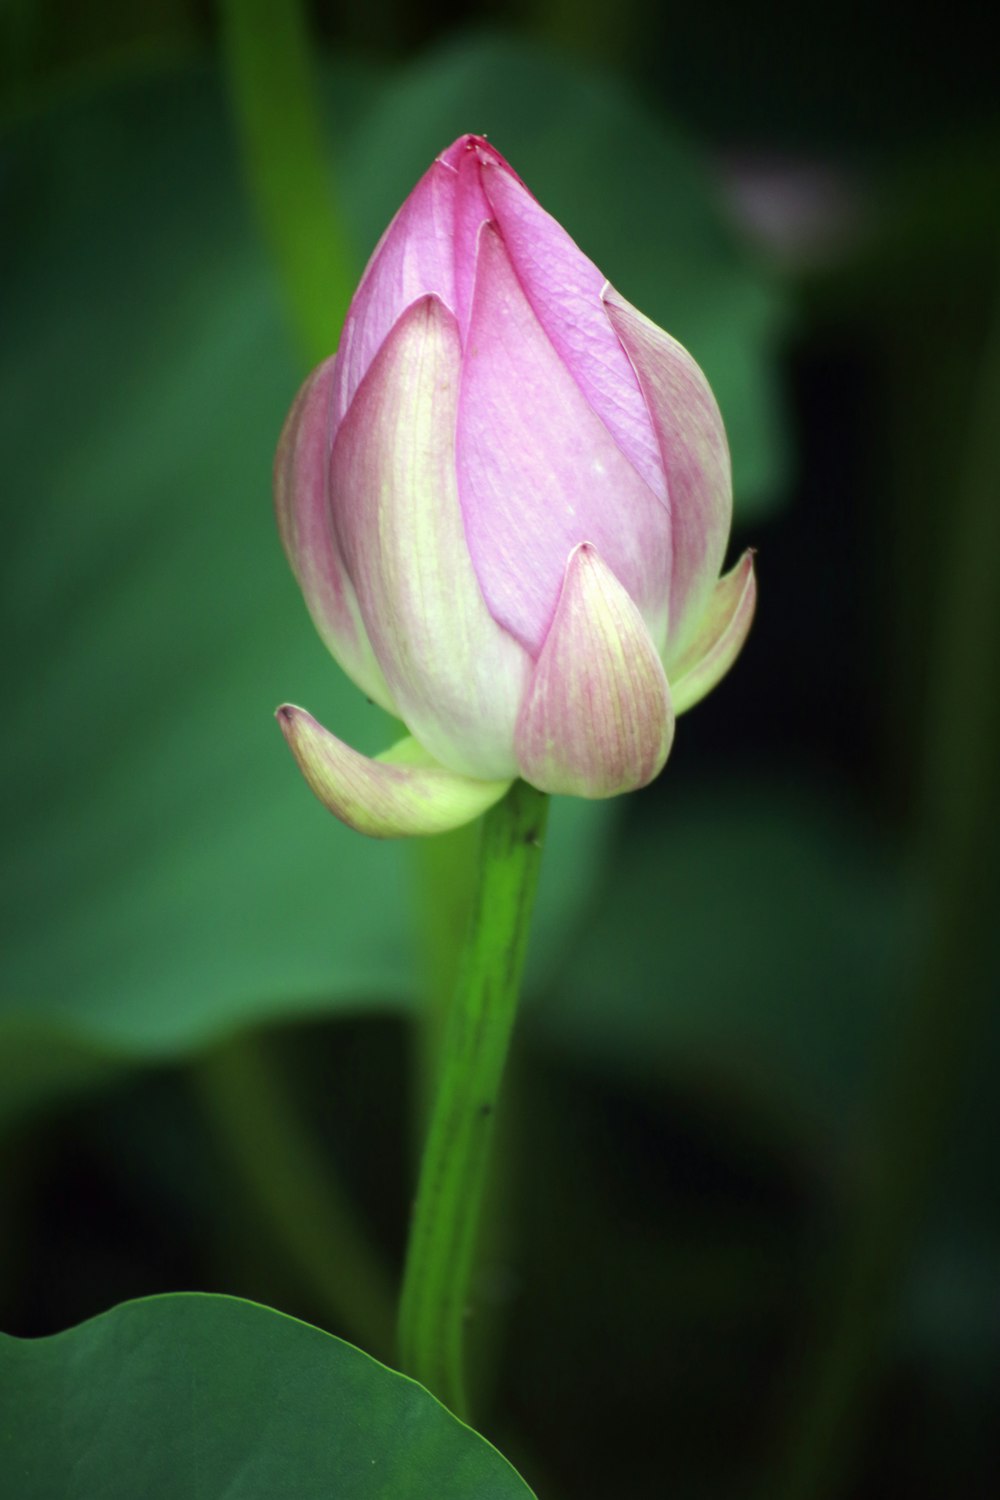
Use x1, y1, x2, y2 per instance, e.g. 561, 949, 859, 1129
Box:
770, 265, 1000, 1500
410, 823, 480, 1134
218, 0, 356, 364
195, 1032, 397, 1360
398, 780, 549, 1419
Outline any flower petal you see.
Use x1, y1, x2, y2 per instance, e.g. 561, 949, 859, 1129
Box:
331, 160, 460, 429
457, 225, 671, 655
277, 707, 512, 838
443, 137, 494, 342
481, 159, 665, 501
274, 357, 396, 713
332, 295, 530, 780
514, 544, 674, 798
603, 288, 732, 656
669, 550, 757, 715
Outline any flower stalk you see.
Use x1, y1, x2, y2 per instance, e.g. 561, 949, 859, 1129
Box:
397, 780, 549, 1418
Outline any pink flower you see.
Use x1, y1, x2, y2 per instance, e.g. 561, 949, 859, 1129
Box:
275, 136, 756, 837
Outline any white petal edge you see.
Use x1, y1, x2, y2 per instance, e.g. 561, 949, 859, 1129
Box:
277, 707, 512, 839
668, 550, 757, 715
514, 544, 674, 798
274, 358, 397, 714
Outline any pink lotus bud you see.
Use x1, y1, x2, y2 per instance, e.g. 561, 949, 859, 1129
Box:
276, 136, 756, 837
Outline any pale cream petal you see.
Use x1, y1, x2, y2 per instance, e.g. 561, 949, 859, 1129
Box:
514, 545, 674, 798
276, 707, 512, 839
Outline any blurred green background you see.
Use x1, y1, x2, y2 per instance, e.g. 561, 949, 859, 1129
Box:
1, 2, 998, 1497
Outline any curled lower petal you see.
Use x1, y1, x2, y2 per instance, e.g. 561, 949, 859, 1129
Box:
668, 550, 757, 715
514, 544, 674, 798
277, 706, 512, 839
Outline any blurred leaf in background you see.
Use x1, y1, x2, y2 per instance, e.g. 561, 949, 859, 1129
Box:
0, 35, 789, 1126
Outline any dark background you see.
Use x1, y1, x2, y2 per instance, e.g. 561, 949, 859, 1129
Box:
2, 2, 998, 1497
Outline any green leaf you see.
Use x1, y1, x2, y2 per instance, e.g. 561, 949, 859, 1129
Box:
0, 1293, 535, 1498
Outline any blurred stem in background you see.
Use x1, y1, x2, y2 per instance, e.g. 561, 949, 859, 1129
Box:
210, 0, 402, 1355
398, 781, 549, 1419
218, 0, 355, 362
771, 258, 1000, 1500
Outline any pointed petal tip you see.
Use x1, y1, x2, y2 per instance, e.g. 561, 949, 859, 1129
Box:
277, 705, 511, 839
668, 549, 757, 716
515, 544, 674, 799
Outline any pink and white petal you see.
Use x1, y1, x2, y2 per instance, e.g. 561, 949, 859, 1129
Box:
514, 544, 674, 798
668, 550, 757, 715
273, 357, 396, 713
603, 288, 732, 656
446, 139, 494, 342
332, 295, 530, 781
331, 160, 460, 428
480, 162, 665, 501
277, 707, 512, 839
457, 225, 671, 656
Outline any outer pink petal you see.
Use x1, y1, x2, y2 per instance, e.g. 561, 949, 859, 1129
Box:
669, 550, 757, 714
456, 225, 671, 656
277, 707, 511, 839
603, 288, 732, 658
332, 296, 530, 780
331, 160, 460, 428
515, 544, 674, 798
273, 357, 395, 713
445, 139, 493, 342
480, 160, 665, 502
